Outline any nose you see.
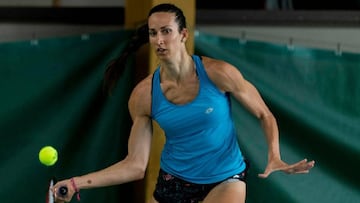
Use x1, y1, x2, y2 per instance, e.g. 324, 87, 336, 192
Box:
156, 35, 164, 45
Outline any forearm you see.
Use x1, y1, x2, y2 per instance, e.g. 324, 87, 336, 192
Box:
73, 157, 145, 190
73, 119, 152, 190
260, 113, 281, 160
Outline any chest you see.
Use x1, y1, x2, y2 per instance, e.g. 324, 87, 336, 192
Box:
160, 77, 199, 105
154, 84, 231, 137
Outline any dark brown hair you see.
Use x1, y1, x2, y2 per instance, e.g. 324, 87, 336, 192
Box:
103, 3, 187, 95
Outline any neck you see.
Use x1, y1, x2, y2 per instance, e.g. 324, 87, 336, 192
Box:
160, 54, 194, 82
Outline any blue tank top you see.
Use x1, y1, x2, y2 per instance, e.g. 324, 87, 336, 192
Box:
151, 55, 245, 184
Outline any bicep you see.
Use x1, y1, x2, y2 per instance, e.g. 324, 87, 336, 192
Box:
210, 62, 272, 119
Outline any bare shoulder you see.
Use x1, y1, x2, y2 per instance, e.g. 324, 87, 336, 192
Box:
201, 56, 228, 69
128, 74, 153, 119
201, 56, 239, 76
200, 56, 245, 92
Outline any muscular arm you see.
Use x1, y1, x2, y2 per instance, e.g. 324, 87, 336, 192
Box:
203, 57, 280, 160
54, 76, 153, 201
222, 67, 280, 161
203, 56, 314, 178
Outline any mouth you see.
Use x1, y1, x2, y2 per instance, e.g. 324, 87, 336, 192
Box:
156, 48, 167, 54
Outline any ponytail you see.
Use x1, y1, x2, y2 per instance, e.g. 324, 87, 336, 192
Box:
103, 23, 149, 95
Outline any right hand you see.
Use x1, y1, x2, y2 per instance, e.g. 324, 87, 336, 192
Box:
52, 179, 75, 203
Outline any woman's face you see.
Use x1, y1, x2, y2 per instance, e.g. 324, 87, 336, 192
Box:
148, 12, 185, 60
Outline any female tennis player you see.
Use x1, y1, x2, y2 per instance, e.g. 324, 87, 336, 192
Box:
53, 3, 315, 203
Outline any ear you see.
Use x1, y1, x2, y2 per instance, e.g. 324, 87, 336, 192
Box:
180, 28, 189, 42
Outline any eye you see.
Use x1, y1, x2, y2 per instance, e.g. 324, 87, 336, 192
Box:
161, 28, 171, 35
149, 30, 156, 37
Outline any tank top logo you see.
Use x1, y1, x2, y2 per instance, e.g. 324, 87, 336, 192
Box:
205, 107, 214, 114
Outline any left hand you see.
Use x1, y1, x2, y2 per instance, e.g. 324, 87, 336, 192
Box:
258, 158, 315, 178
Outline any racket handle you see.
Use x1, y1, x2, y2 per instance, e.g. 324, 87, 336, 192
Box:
58, 186, 68, 196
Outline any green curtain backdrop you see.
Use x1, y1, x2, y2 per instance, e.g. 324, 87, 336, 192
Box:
0, 30, 137, 203
195, 32, 360, 203
1, 29, 359, 203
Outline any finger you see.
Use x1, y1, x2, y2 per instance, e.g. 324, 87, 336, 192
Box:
308, 160, 315, 168
53, 187, 66, 203
287, 159, 312, 170
295, 170, 309, 174
288, 162, 315, 174
53, 187, 57, 198
258, 168, 272, 178
292, 158, 308, 167
258, 173, 269, 178
296, 160, 315, 171
301, 159, 315, 166
304, 162, 315, 170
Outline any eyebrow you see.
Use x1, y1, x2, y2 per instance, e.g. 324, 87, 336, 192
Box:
149, 25, 172, 31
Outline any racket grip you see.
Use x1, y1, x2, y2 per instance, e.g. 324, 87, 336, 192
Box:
58, 186, 68, 196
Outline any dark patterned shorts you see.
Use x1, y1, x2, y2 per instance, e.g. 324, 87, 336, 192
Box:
153, 161, 249, 203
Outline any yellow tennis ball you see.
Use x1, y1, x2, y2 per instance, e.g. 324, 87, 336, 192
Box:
39, 146, 58, 166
